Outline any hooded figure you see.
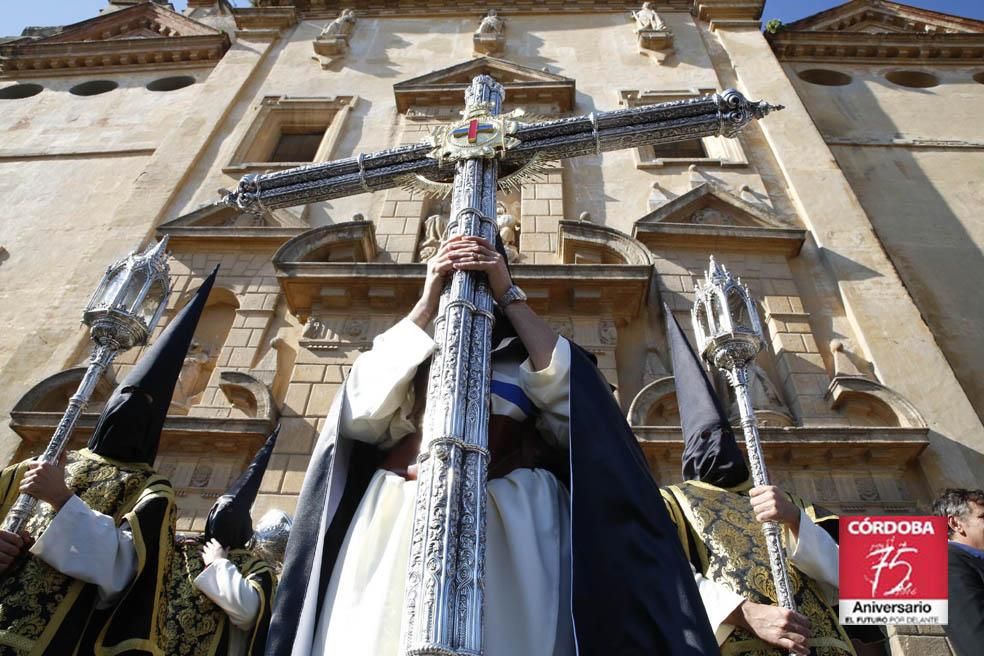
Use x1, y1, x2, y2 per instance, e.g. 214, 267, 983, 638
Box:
88, 266, 218, 466
0, 262, 217, 656
163, 427, 282, 656
665, 304, 749, 488
265, 234, 719, 656
659, 305, 852, 655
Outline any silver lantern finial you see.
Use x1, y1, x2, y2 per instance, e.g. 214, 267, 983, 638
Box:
691, 255, 764, 372
84, 236, 172, 350
2, 239, 172, 534
690, 255, 798, 639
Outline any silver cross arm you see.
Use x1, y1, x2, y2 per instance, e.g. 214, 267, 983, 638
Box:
220, 89, 780, 213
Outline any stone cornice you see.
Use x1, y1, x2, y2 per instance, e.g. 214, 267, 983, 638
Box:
0, 3, 230, 77
394, 56, 576, 113
249, 1, 696, 17
691, 0, 764, 24
274, 262, 652, 322
636, 425, 929, 467
232, 6, 299, 33
769, 30, 984, 64
9, 412, 276, 454
156, 226, 305, 248
0, 35, 228, 78
783, 1, 984, 35
635, 222, 805, 255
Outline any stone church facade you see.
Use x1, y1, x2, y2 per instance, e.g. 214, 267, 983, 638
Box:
1, 0, 981, 653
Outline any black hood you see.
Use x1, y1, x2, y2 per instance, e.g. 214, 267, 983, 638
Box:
87, 265, 218, 465
664, 304, 749, 488
205, 424, 281, 549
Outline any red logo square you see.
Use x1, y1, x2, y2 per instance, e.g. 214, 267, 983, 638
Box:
840, 516, 947, 601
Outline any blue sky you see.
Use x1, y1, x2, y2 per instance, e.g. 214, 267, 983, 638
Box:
1, 1, 982, 38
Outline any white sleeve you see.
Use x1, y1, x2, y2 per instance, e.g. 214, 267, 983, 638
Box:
690, 563, 746, 646
517, 337, 571, 448
194, 558, 261, 630
786, 509, 839, 603
340, 317, 436, 448
29, 494, 138, 605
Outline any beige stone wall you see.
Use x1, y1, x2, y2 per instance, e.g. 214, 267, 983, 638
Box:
786, 61, 984, 422
711, 25, 984, 492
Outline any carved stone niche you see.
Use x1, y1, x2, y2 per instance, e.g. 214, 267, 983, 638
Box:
557, 220, 653, 266
824, 338, 928, 429
9, 367, 276, 455
11, 366, 115, 419
273, 221, 377, 266
628, 376, 680, 427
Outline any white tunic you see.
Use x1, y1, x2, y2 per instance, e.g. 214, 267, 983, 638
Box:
29, 494, 137, 607
195, 558, 262, 656
694, 509, 841, 645
312, 318, 575, 656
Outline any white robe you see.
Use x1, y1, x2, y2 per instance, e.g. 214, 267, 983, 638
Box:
312, 318, 575, 656
195, 558, 262, 656
694, 509, 841, 644
29, 494, 137, 607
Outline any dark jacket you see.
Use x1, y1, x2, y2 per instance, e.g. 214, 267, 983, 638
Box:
946, 542, 984, 656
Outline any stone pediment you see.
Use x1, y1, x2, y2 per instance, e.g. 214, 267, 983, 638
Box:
157, 203, 307, 247
393, 56, 575, 113
634, 183, 805, 255
784, 0, 982, 34
0, 2, 229, 77
769, 1, 984, 63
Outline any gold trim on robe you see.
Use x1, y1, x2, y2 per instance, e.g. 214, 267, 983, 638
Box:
661, 480, 855, 656
0, 449, 174, 656
162, 537, 276, 656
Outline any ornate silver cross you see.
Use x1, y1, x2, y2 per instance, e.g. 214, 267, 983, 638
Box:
222, 74, 780, 656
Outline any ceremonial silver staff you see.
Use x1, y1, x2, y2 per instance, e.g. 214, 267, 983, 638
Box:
1, 239, 171, 534
401, 74, 500, 656
691, 256, 797, 617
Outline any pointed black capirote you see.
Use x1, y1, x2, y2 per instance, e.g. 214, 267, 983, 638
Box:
665, 304, 749, 488
87, 265, 219, 466
205, 424, 281, 549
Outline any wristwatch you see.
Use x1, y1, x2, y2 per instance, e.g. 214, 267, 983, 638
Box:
496, 284, 527, 308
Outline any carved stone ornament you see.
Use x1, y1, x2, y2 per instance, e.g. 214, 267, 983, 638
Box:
473, 9, 506, 55
689, 206, 735, 226
548, 317, 574, 340
299, 315, 373, 351
599, 319, 618, 346
313, 8, 356, 64
632, 2, 673, 53
496, 202, 521, 263
418, 213, 449, 262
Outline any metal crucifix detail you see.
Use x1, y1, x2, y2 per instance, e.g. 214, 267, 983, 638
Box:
221, 75, 781, 656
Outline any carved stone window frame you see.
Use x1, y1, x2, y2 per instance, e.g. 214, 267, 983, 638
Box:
619, 89, 749, 168
224, 94, 356, 173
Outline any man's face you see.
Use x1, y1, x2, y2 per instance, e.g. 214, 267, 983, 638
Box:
951, 500, 984, 551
